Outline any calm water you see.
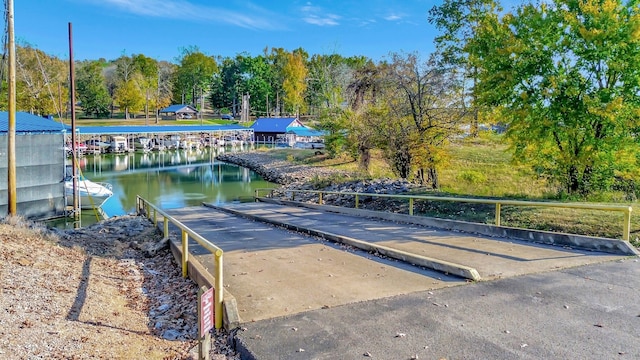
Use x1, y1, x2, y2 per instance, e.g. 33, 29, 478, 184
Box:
58, 146, 277, 227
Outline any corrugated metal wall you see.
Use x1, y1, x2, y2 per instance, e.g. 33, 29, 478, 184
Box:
0, 133, 66, 219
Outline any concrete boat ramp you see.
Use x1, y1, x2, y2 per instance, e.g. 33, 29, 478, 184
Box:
164, 202, 639, 359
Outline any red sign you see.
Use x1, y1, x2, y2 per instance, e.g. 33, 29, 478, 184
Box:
200, 287, 215, 336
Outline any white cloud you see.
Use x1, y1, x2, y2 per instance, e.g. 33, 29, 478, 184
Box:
87, 0, 280, 30
300, 3, 341, 26
384, 14, 404, 21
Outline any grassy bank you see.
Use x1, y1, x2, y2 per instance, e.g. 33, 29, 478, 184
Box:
259, 137, 639, 244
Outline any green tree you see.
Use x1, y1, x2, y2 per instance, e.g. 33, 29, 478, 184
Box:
211, 53, 273, 117
346, 104, 389, 171
306, 54, 356, 113
132, 54, 159, 123
76, 61, 110, 118
428, 0, 500, 137
173, 47, 217, 110
114, 74, 145, 119
265, 47, 291, 116
469, 0, 640, 195
382, 53, 465, 187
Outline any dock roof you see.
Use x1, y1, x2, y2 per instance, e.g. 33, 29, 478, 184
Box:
159, 104, 198, 113
286, 127, 326, 137
251, 117, 302, 132
75, 124, 252, 135
0, 112, 69, 133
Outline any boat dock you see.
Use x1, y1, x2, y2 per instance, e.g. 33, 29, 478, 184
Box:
65, 124, 254, 156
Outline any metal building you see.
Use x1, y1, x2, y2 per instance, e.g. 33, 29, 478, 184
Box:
0, 112, 68, 219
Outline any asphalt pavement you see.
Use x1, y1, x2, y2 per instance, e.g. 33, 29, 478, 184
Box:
234, 258, 640, 359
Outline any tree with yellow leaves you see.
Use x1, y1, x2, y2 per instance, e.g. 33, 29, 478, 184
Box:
282, 49, 308, 116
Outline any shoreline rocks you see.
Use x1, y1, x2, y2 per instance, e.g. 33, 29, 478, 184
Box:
217, 152, 350, 186
217, 151, 421, 210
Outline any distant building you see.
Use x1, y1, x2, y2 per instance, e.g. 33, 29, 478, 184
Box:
285, 127, 327, 147
159, 104, 199, 120
251, 117, 304, 143
0, 112, 68, 219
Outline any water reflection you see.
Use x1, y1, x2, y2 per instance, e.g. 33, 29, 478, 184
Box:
74, 146, 277, 218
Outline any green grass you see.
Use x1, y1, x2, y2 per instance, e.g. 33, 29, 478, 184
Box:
264, 135, 640, 243
440, 133, 553, 198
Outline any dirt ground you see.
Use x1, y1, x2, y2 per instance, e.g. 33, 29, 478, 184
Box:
0, 215, 239, 360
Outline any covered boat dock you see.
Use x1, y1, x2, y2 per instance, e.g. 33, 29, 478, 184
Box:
70, 124, 254, 153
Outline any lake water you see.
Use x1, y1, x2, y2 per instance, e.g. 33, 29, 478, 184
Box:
58, 146, 277, 227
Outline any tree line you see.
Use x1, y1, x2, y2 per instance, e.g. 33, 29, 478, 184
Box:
2, 0, 639, 198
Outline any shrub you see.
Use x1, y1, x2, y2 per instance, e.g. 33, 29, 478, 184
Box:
457, 170, 487, 184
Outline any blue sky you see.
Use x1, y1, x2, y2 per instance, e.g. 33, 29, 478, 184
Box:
15, 0, 440, 63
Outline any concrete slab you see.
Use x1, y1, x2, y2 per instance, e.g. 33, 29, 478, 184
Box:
165, 207, 465, 323
208, 202, 627, 280
235, 258, 640, 360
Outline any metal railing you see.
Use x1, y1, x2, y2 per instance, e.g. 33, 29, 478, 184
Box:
255, 189, 633, 241
136, 196, 224, 329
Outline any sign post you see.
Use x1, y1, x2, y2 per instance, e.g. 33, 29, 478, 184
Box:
198, 286, 214, 360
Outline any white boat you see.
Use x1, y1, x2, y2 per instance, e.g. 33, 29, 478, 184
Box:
108, 136, 128, 153
65, 176, 113, 209
84, 139, 110, 152
162, 135, 181, 149
131, 137, 151, 151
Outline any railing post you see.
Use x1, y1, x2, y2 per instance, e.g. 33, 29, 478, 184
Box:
355, 194, 359, 209
153, 208, 157, 226
623, 207, 632, 241
409, 198, 414, 216
292, 191, 295, 201
319, 192, 323, 205
181, 230, 189, 278
163, 217, 169, 239
214, 249, 224, 329
495, 203, 501, 226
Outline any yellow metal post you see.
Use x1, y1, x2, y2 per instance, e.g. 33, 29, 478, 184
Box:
409, 198, 414, 216
623, 207, 632, 241
495, 203, 501, 226
214, 249, 224, 329
319, 192, 323, 205
355, 194, 359, 209
181, 230, 189, 278
163, 217, 169, 239
153, 208, 157, 226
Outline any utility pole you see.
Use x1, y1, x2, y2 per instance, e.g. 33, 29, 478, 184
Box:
68, 23, 79, 220
6, 0, 16, 215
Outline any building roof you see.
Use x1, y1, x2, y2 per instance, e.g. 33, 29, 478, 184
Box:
76, 124, 252, 135
159, 104, 198, 113
251, 117, 302, 132
0, 112, 69, 133
286, 127, 327, 137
